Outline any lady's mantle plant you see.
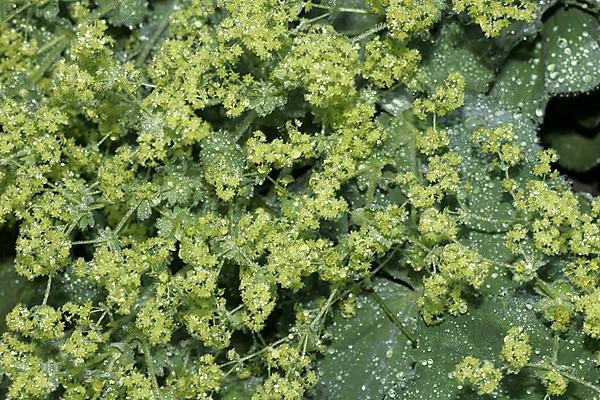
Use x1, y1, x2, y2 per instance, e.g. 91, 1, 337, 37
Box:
0, 0, 599, 399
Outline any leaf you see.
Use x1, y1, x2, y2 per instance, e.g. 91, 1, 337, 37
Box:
220, 377, 262, 400
477, 0, 558, 64
488, 5, 600, 122
133, 0, 177, 66
247, 81, 287, 117
32, 0, 60, 21
418, 20, 496, 95
156, 207, 193, 242
488, 40, 548, 124
200, 132, 245, 170
418, 0, 557, 100
315, 279, 418, 400
155, 161, 207, 208
444, 96, 539, 232
545, 129, 600, 172
378, 89, 413, 117
402, 295, 549, 400
0, 260, 41, 332
320, 84, 600, 396
347, 112, 417, 208
98, 0, 146, 26
137, 199, 152, 221
330, 0, 381, 36
542, 7, 600, 96
316, 276, 600, 400
55, 269, 99, 304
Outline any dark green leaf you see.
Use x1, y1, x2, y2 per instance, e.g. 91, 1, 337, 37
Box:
545, 129, 600, 172
0, 260, 41, 332
543, 7, 600, 95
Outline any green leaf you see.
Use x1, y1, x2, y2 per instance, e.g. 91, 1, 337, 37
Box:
247, 81, 287, 117
444, 97, 539, 232
489, 5, 600, 122
488, 40, 548, 124
543, 7, 600, 95
155, 161, 207, 208
220, 377, 262, 400
545, 129, 600, 172
315, 279, 418, 400
418, 20, 495, 95
477, 0, 558, 64
330, 0, 381, 36
346, 111, 417, 208
99, 0, 146, 26
133, 0, 177, 66
137, 199, 152, 221
316, 276, 600, 400
0, 260, 41, 332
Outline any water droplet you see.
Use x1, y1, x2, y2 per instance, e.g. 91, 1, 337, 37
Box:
557, 37, 568, 48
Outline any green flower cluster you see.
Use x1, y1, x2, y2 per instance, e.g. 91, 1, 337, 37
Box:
1, 0, 598, 399
452, 0, 535, 37
455, 326, 570, 397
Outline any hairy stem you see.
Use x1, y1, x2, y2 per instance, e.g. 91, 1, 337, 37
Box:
42, 274, 52, 306
370, 290, 417, 346
526, 362, 600, 394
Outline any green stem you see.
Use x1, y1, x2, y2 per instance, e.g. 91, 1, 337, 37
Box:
526, 362, 600, 394
298, 289, 338, 356
370, 245, 402, 279
311, 4, 370, 13
114, 200, 143, 234
406, 129, 420, 227
350, 22, 386, 43
2, 2, 31, 22
560, 371, 600, 394
332, 244, 405, 307
72, 238, 105, 246
37, 34, 67, 54
266, 175, 292, 199
95, 131, 113, 149
135, 13, 170, 66
330, 245, 406, 323
63, 350, 115, 378
552, 334, 560, 363
42, 275, 52, 306
534, 277, 556, 300
365, 167, 378, 207
295, 12, 330, 31
29, 38, 69, 84
338, 7, 370, 13
219, 337, 289, 369
139, 338, 160, 398
309, 289, 337, 329
370, 290, 417, 346
228, 304, 244, 316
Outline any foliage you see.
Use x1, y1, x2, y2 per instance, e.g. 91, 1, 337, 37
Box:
0, 0, 598, 399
